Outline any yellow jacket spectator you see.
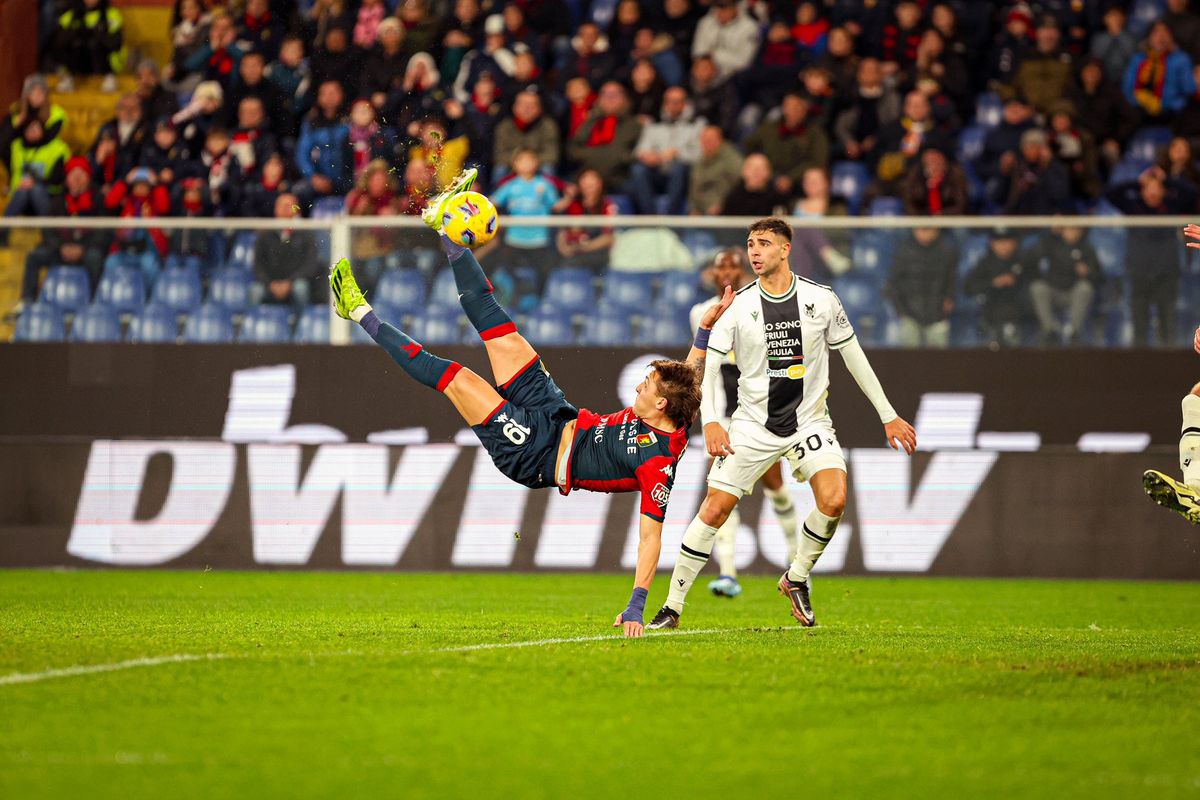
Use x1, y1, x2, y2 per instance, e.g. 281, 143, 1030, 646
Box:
51, 0, 127, 89
408, 117, 469, 190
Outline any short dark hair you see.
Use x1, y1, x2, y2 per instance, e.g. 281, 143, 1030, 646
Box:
650, 359, 702, 430
748, 217, 793, 242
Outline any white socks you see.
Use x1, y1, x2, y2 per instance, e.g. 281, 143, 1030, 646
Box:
1181, 394, 1200, 488
788, 507, 841, 584
764, 485, 798, 561
350, 302, 372, 324
713, 507, 739, 578
665, 516, 719, 612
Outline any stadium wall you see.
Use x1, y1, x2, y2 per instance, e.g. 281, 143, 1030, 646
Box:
1, 345, 1197, 577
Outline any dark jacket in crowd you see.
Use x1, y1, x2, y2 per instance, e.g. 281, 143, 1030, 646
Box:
1106, 179, 1199, 282
886, 232, 959, 326
966, 248, 1029, 324
1023, 231, 1102, 291
254, 229, 319, 283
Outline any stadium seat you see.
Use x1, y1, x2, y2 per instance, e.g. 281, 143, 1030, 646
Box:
1128, 0, 1166, 35
849, 231, 896, 281
224, 231, 258, 271
375, 268, 427, 313
164, 253, 205, 274
96, 265, 145, 314
128, 304, 178, 343
830, 161, 870, 215
183, 303, 234, 344
974, 91, 1003, 128
956, 125, 987, 164
410, 308, 462, 345
1108, 158, 1152, 187
1088, 226, 1127, 278
542, 267, 594, 313
633, 312, 690, 347
69, 303, 122, 343
868, 196, 904, 217
956, 232, 990, 277
1126, 126, 1173, 162
39, 265, 91, 313
13, 303, 66, 342
659, 270, 703, 309
311, 196, 345, 219
579, 308, 633, 346
427, 267, 460, 309
609, 193, 635, 215
293, 305, 331, 343
208, 267, 252, 312
523, 308, 574, 345
833, 274, 885, 321
681, 230, 717, 262
238, 304, 292, 343
601, 272, 657, 311
152, 267, 203, 314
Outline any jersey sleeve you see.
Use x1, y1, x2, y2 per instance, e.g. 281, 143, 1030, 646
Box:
635, 456, 676, 522
826, 291, 856, 350
707, 302, 736, 355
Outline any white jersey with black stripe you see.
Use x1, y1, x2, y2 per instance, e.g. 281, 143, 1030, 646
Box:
705, 274, 856, 438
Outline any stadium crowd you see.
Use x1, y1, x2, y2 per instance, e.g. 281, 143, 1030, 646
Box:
3, 0, 1199, 346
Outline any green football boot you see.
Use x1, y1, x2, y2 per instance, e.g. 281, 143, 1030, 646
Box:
420, 167, 479, 232
1143, 470, 1200, 525
329, 257, 367, 321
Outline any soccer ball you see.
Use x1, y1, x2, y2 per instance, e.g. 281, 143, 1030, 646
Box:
441, 191, 499, 248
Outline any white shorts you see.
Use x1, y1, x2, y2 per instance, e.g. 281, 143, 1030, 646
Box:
708, 416, 846, 497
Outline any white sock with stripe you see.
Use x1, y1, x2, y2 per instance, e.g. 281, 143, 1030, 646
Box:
787, 507, 841, 584
665, 516, 719, 613
1181, 394, 1200, 489
764, 485, 798, 561
713, 507, 739, 578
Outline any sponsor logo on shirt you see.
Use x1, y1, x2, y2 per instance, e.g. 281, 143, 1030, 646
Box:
651, 483, 671, 507
766, 364, 807, 379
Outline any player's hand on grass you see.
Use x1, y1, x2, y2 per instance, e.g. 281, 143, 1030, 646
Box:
884, 417, 917, 455
704, 421, 735, 458
613, 613, 644, 638
698, 285, 735, 330
1186, 224, 1200, 249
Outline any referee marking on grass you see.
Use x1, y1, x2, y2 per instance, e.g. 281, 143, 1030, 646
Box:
0, 653, 228, 687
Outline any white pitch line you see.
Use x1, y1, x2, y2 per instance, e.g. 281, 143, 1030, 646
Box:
0, 653, 228, 687
421, 625, 799, 654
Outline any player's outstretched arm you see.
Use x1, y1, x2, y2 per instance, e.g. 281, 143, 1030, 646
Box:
612, 515, 663, 638
838, 337, 917, 455
686, 285, 735, 368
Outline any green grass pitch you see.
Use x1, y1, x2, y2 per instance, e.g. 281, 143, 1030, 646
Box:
1, 570, 1198, 798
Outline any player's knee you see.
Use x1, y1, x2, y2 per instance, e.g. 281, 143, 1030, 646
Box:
816, 487, 846, 518
699, 491, 737, 527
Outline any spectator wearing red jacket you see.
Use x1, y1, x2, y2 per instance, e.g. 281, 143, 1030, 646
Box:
103, 167, 171, 287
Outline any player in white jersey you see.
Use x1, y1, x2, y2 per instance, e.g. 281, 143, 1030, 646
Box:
1143, 223, 1200, 524
688, 248, 801, 598
649, 217, 917, 628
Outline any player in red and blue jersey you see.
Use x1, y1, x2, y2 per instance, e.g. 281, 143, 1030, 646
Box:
330, 169, 734, 637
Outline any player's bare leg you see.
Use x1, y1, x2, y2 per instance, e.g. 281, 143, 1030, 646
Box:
779, 467, 847, 626
1143, 380, 1200, 525
648, 487, 740, 628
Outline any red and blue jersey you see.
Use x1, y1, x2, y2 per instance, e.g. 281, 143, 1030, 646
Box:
562, 407, 689, 522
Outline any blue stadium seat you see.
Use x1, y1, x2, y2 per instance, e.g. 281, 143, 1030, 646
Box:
1088, 225, 1127, 278
1108, 158, 1152, 187
833, 274, 885, 321
96, 265, 145, 314
974, 91, 1003, 128
13, 302, 66, 342
410, 308, 462, 345
850, 231, 896, 281
1128, 0, 1166, 35
633, 313, 690, 347
239, 304, 292, 343
152, 267, 203, 314
609, 193, 635, 215
129, 304, 178, 343
293, 305, 331, 343
659, 270, 703, 309
579, 308, 633, 346
830, 161, 870, 215
601, 272, 657, 311
868, 196, 904, 217
69, 303, 122, 343
1126, 126, 1173, 162
311, 196, 345, 219
542, 267, 594, 313
375, 268, 427, 313
208, 267, 252, 312
164, 253, 205, 273
523, 308, 574, 345
681, 230, 717, 262
225, 231, 258, 271
183, 303, 234, 343
956, 232, 990, 277
956, 124, 987, 164
39, 265, 91, 313
427, 267, 460, 309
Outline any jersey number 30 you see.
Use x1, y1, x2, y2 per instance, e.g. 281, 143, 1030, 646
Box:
503, 420, 532, 446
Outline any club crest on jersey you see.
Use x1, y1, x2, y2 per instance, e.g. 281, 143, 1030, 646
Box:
651, 483, 671, 507
804, 303, 816, 318
636, 432, 658, 447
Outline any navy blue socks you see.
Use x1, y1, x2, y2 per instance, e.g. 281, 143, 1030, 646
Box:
443, 236, 516, 341
362, 311, 462, 392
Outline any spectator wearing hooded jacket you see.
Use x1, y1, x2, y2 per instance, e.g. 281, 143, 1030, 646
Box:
627, 87, 704, 214
294, 80, 353, 208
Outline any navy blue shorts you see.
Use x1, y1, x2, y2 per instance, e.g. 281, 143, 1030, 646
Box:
472, 357, 579, 490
